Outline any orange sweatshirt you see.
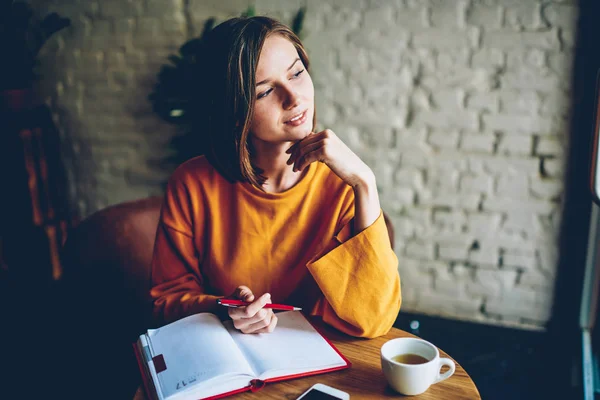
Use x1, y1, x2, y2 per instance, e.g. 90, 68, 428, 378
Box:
150, 156, 401, 338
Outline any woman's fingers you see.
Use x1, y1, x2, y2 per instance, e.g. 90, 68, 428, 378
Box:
232, 285, 255, 302
286, 131, 322, 165
228, 292, 271, 320
250, 313, 278, 334
293, 142, 325, 172
238, 310, 275, 333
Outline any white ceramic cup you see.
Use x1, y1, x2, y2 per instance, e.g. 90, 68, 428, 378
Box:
381, 338, 456, 396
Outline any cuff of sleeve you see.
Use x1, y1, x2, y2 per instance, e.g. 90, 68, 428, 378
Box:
308, 211, 397, 285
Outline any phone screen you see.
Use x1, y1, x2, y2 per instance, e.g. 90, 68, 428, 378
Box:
300, 389, 344, 400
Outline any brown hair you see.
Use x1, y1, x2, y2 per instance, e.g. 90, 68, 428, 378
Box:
193, 16, 315, 188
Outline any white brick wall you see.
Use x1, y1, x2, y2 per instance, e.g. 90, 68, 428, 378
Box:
33, 0, 577, 329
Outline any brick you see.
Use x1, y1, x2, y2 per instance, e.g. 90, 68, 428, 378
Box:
421, 67, 498, 92
471, 49, 504, 69
433, 209, 466, 232
107, 70, 134, 88
389, 216, 415, 238
435, 151, 469, 173
460, 174, 494, 194
419, 192, 480, 210
76, 52, 105, 71
478, 234, 536, 253
126, 162, 170, 185
405, 240, 436, 260
429, 169, 460, 192
189, 0, 251, 17
417, 293, 483, 319
427, 130, 460, 149
483, 114, 562, 135
464, 212, 503, 236
413, 109, 479, 131
91, 20, 113, 37
483, 29, 559, 50
502, 250, 536, 270
503, 2, 544, 30
114, 18, 136, 35
542, 3, 578, 27
392, 187, 416, 207
136, 17, 161, 36
394, 168, 425, 189
483, 197, 555, 214
432, 89, 465, 110
160, 17, 187, 36
465, 1, 502, 28
537, 243, 559, 274
399, 147, 430, 169
363, 3, 395, 30
468, 244, 500, 266
530, 179, 563, 200
500, 70, 562, 92
395, 128, 427, 148
518, 268, 554, 290
541, 158, 564, 178
429, 0, 468, 29
485, 289, 552, 322
438, 243, 468, 261
497, 134, 532, 156
145, 0, 182, 18
99, 0, 143, 18
499, 91, 541, 114
321, 5, 362, 30
396, 3, 428, 29
460, 133, 496, 153
535, 137, 564, 157
467, 155, 538, 176
413, 29, 474, 49
506, 49, 549, 72
541, 93, 572, 117
466, 92, 498, 112
547, 51, 574, 77
496, 172, 529, 198
501, 212, 539, 237
467, 268, 518, 299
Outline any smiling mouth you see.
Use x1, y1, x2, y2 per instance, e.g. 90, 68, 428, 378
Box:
285, 110, 307, 125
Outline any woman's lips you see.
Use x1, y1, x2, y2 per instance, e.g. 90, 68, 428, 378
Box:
284, 110, 308, 126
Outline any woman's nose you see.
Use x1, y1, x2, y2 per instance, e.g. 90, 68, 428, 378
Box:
283, 85, 301, 110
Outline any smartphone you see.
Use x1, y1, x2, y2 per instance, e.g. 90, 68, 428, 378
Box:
296, 383, 350, 400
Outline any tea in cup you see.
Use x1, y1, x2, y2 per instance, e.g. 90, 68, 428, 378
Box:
381, 338, 455, 395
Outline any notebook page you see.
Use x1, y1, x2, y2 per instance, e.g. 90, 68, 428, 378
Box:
147, 313, 255, 399
225, 311, 346, 380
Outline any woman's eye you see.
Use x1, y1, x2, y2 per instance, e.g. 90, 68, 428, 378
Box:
257, 88, 273, 99
292, 69, 305, 78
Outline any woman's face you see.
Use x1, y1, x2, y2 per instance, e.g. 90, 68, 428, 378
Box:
249, 35, 315, 146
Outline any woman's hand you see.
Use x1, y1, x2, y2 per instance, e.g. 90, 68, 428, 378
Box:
286, 129, 375, 188
226, 285, 278, 334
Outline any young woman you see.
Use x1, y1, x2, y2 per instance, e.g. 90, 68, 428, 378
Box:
150, 16, 401, 338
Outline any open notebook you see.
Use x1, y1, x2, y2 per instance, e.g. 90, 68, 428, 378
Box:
134, 311, 351, 400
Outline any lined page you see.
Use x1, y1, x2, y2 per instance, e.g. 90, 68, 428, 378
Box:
225, 312, 346, 380
147, 313, 254, 399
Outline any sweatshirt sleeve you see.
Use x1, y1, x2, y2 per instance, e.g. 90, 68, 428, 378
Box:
149, 172, 220, 324
306, 210, 401, 339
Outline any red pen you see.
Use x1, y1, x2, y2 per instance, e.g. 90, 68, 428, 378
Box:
216, 298, 302, 311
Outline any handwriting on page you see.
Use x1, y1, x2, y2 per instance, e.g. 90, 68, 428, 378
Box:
174, 371, 205, 390
148, 314, 254, 398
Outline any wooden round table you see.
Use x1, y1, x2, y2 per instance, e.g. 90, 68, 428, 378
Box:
134, 320, 480, 399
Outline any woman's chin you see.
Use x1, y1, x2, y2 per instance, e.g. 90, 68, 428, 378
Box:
289, 127, 312, 141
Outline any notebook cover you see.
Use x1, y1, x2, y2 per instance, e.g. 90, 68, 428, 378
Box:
132, 313, 351, 400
